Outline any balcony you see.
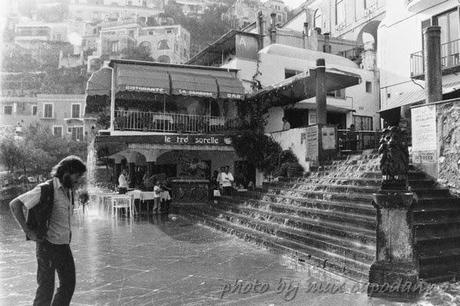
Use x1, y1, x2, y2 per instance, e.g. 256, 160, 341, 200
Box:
410, 39, 460, 79
113, 110, 244, 134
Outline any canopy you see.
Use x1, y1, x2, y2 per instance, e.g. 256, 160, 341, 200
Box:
85, 60, 245, 100
246, 67, 361, 106
379, 80, 460, 112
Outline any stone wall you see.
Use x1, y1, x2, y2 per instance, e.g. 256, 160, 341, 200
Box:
437, 100, 460, 195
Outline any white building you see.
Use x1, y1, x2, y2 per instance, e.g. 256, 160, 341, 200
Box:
378, 0, 460, 119
68, 0, 163, 23
97, 21, 190, 64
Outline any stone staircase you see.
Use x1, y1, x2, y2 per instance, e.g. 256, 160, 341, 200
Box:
182, 152, 460, 282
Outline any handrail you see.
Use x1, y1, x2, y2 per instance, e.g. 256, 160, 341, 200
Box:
113, 110, 243, 133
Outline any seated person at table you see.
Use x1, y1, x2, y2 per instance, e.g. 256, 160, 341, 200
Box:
143, 173, 154, 191
153, 180, 161, 213
118, 169, 129, 194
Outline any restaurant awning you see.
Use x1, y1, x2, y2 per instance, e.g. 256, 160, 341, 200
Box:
169, 72, 218, 98
117, 64, 170, 94
246, 68, 361, 106
85, 60, 245, 100
217, 76, 246, 100
86, 67, 111, 96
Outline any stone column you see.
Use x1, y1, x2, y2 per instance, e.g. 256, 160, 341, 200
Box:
369, 192, 419, 299
424, 26, 442, 103
368, 126, 421, 299
315, 58, 327, 125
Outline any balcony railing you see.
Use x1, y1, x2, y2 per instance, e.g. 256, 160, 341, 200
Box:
337, 129, 381, 152
113, 110, 244, 133
410, 38, 460, 78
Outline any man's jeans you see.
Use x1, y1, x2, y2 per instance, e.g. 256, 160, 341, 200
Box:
34, 240, 75, 306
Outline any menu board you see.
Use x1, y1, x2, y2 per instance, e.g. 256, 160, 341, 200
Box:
411, 105, 437, 163
306, 125, 319, 161
321, 126, 336, 150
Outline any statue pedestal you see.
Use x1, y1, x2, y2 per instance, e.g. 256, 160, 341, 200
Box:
368, 191, 420, 300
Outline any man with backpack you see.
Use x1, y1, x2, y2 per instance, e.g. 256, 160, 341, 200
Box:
9, 155, 87, 306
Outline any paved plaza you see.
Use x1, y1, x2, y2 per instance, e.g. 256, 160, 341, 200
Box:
0, 202, 456, 306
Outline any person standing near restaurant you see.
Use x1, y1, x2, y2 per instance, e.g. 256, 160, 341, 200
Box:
282, 117, 291, 131
9, 155, 86, 306
118, 169, 129, 194
221, 166, 234, 196
153, 180, 161, 213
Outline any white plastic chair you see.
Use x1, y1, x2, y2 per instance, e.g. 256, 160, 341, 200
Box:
111, 194, 134, 218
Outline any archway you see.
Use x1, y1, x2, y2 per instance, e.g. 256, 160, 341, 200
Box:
357, 20, 382, 51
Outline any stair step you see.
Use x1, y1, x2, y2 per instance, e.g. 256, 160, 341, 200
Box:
265, 190, 372, 203
214, 200, 376, 243
208, 206, 375, 262
253, 196, 376, 216
188, 206, 370, 281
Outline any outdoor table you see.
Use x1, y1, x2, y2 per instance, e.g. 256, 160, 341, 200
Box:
128, 190, 156, 215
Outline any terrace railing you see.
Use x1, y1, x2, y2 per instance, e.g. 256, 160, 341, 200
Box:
114, 110, 244, 133
410, 38, 460, 77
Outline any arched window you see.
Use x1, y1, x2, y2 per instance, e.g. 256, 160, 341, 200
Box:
157, 55, 171, 63
139, 41, 151, 52
158, 39, 170, 50
314, 9, 322, 29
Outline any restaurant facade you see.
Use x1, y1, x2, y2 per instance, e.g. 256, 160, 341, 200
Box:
85, 59, 247, 201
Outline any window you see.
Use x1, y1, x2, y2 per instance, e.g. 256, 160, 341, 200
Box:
4, 105, 13, 115
327, 89, 345, 99
32, 105, 37, 115
365, 81, 372, 93
157, 55, 171, 63
53, 126, 63, 137
139, 41, 151, 52
335, 0, 346, 25
70, 126, 84, 142
285, 69, 302, 79
44, 103, 53, 118
158, 39, 170, 50
110, 41, 119, 54
364, 0, 377, 9
314, 9, 322, 29
353, 115, 373, 130
433, 9, 460, 67
71, 104, 81, 118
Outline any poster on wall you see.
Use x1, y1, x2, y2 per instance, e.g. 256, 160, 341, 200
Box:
306, 125, 319, 162
411, 105, 437, 163
321, 126, 336, 150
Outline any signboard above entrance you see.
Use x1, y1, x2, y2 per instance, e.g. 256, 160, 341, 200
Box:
96, 133, 233, 147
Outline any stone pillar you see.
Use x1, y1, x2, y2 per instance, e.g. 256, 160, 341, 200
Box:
257, 11, 264, 50
147, 161, 155, 176
128, 162, 135, 188
424, 26, 442, 103
368, 126, 421, 299
315, 58, 327, 125
270, 13, 277, 44
369, 192, 419, 299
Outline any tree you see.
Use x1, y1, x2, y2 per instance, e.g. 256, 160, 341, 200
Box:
0, 124, 88, 178
40, 66, 89, 94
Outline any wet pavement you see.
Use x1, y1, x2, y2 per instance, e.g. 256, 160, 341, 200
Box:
0, 202, 456, 305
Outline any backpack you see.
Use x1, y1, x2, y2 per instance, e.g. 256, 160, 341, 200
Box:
25, 179, 54, 241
